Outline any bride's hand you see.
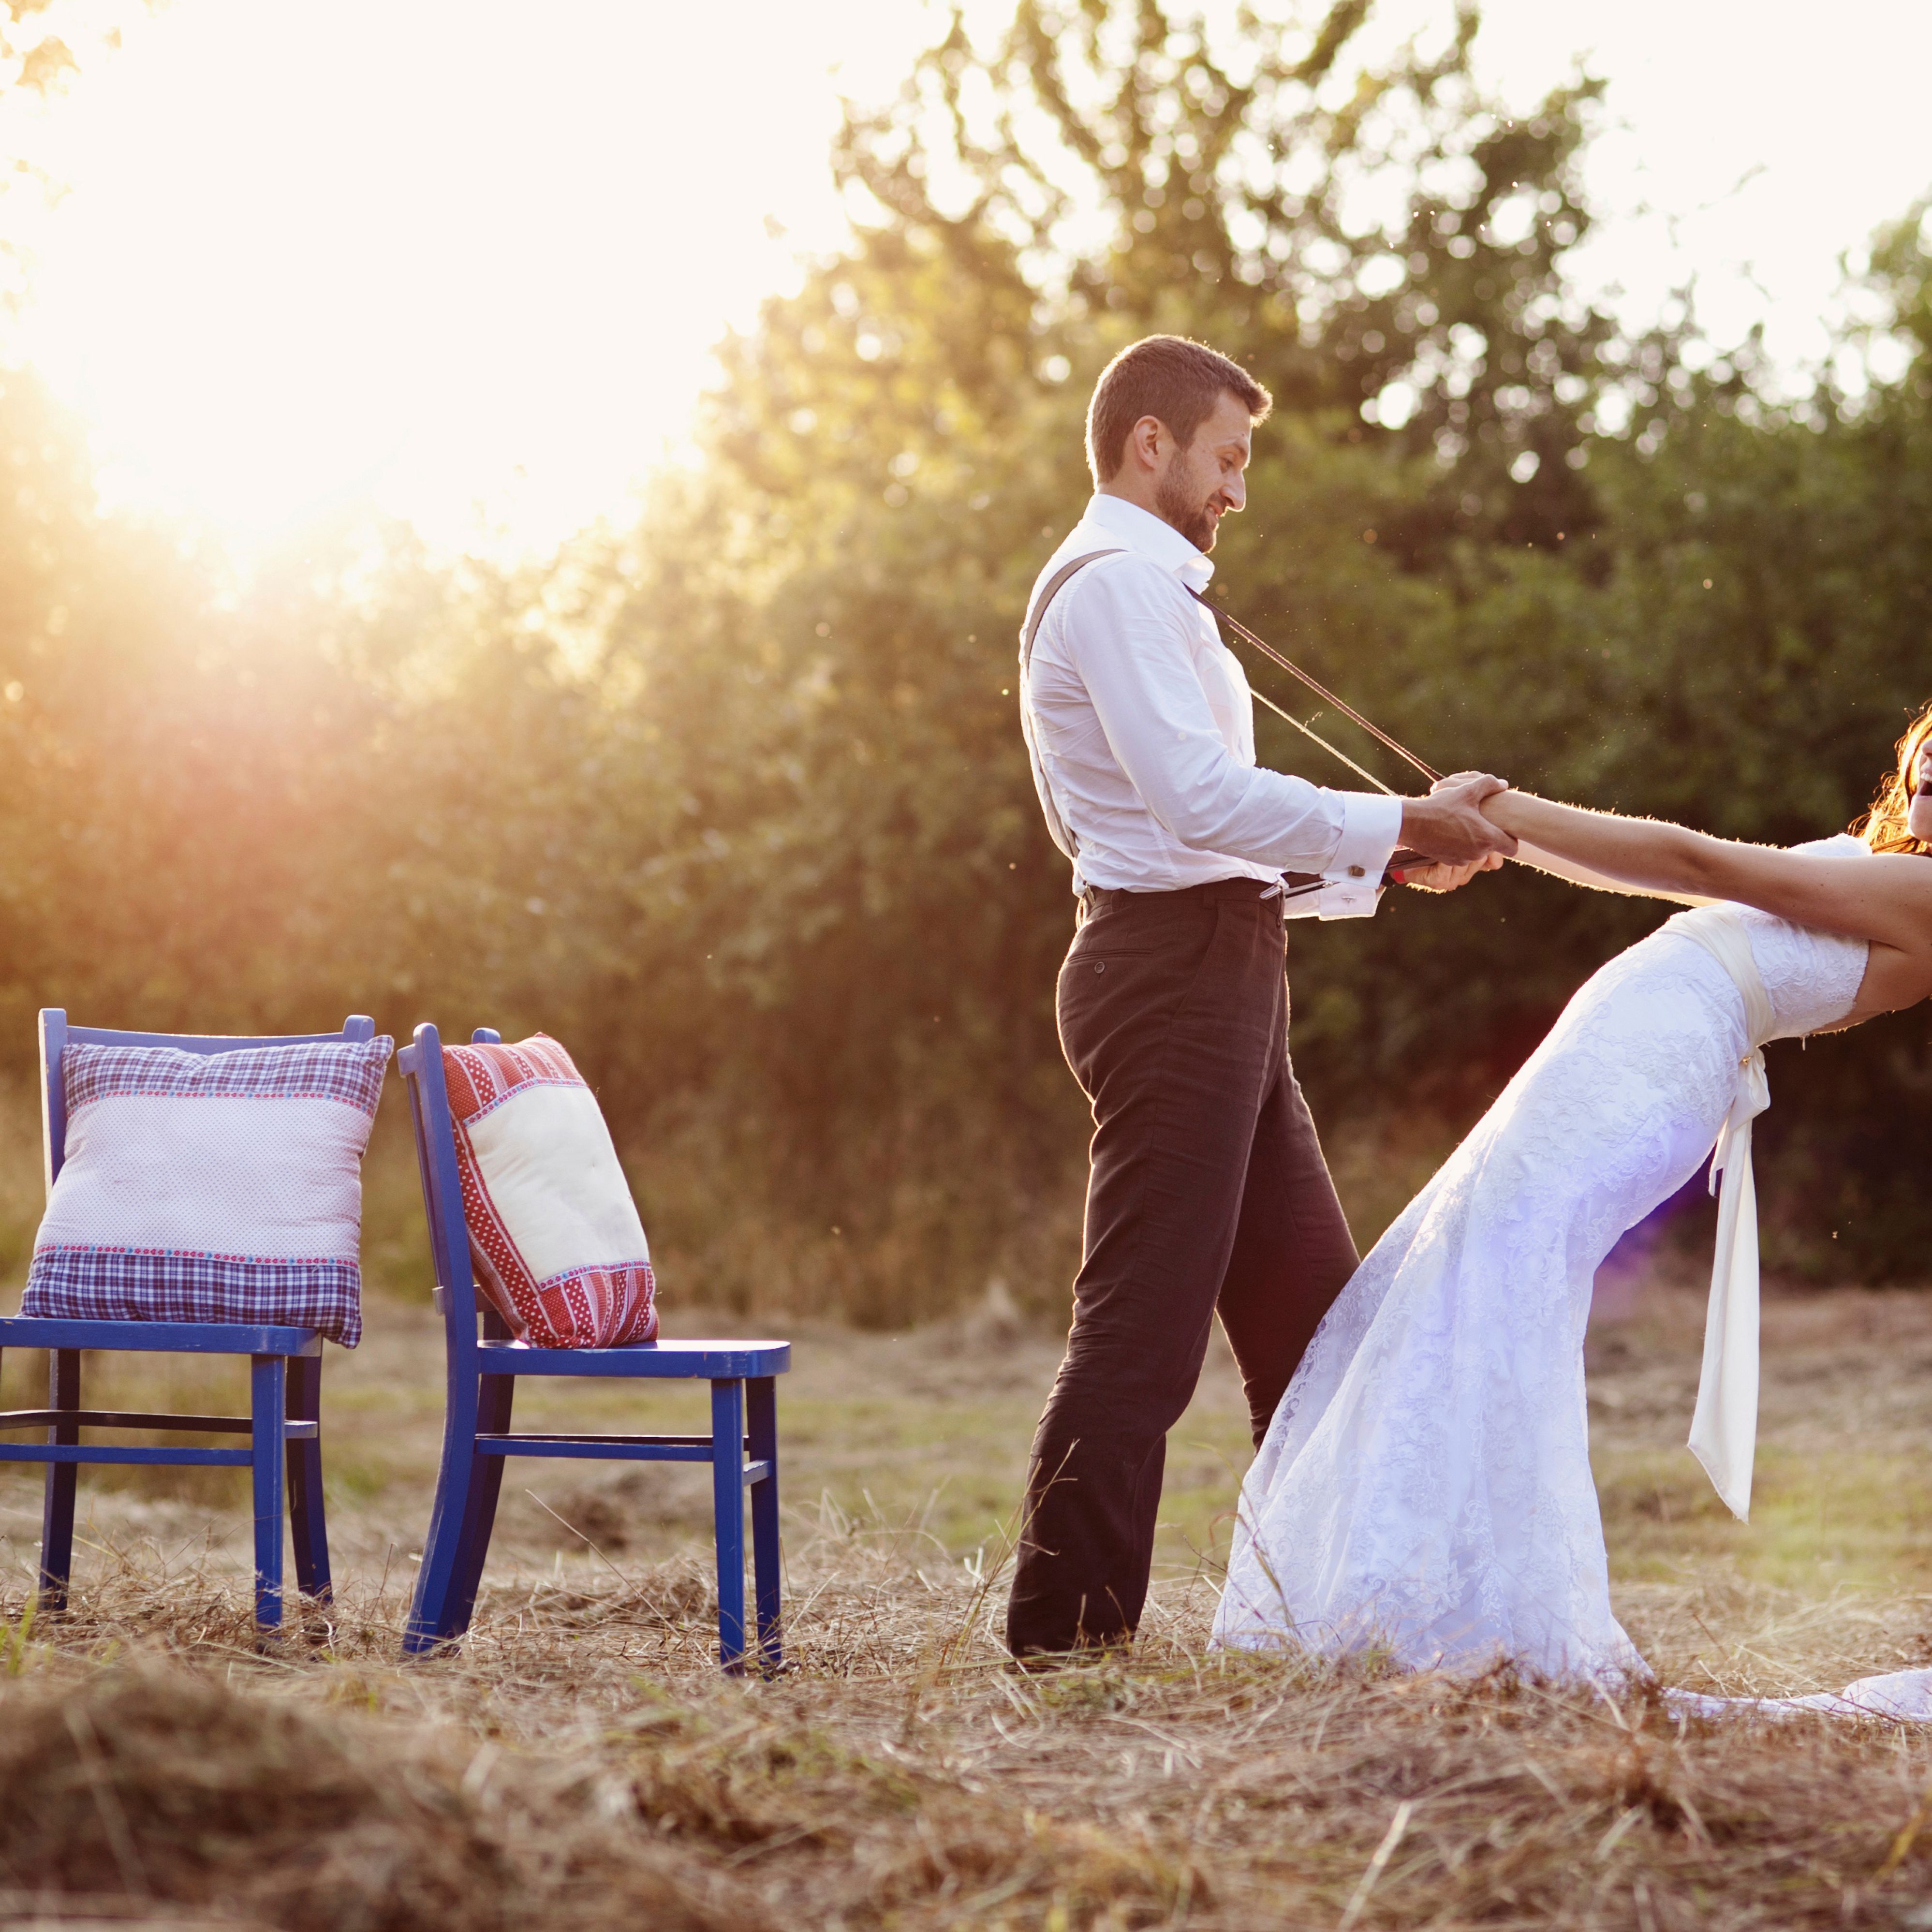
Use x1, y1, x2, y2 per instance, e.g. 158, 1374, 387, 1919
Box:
1398, 771, 1517, 865
1400, 853, 1506, 892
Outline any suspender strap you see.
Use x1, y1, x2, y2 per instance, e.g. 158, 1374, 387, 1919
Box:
1020, 550, 1125, 676
1018, 549, 1124, 861
1189, 589, 1443, 787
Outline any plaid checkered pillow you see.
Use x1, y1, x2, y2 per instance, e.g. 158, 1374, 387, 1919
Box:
442, 1034, 657, 1349
21, 1036, 394, 1346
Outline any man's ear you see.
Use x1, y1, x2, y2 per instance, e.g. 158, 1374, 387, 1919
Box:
1125, 414, 1165, 472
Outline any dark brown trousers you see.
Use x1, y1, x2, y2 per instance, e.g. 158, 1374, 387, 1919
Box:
1004, 876, 1360, 1658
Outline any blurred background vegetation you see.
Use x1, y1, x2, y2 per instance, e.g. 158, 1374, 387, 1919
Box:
1, 0, 1930, 1320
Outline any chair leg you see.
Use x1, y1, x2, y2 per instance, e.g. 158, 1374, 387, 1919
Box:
440, 1372, 514, 1638
37, 1350, 80, 1613
405, 1372, 512, 1655
284, 1355, 332, 1605
711, 1378, 748, 1674
747, 1374, 782, 1675
250, 1355, 287, 1633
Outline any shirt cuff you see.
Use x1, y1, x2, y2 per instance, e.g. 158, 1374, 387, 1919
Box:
1325, 791, 1404, 887
1283, 878, 1385, 922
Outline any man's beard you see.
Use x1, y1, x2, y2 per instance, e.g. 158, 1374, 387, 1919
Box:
1154, 467, 1218, 551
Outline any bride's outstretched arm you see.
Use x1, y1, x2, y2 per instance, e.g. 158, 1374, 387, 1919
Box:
1483, 790, 1932, 951
1509, 838, 1714, 907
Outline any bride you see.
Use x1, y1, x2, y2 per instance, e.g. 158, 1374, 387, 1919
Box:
1215, 705, 1932, 1693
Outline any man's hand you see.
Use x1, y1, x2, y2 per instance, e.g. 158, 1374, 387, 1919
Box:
1397, 772, 1518, 867
1398, 852, 1506, 893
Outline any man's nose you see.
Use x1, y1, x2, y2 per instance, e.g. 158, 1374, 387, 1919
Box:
1223, 475, 1246, 512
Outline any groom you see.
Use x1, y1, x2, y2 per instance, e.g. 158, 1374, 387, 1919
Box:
1005, 333, 1515, 1661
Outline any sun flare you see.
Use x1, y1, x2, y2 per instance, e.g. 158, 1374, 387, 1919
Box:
10, 0, 926, 555
5, 0, 1931, 559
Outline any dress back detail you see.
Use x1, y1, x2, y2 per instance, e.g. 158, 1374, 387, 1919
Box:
1701, 832, 1872, 1041
1662, 905, 1773, 1520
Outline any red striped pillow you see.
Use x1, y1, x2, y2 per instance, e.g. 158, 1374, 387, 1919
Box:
441, 1034, 657, 1349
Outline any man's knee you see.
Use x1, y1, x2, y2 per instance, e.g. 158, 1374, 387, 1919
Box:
1035, 1323, 1209, 1454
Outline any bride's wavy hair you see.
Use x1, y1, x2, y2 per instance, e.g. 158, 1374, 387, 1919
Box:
1855, 700, 1932, 854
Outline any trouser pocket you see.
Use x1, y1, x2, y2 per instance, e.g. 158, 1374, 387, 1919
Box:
1057, 902, 1223, 1101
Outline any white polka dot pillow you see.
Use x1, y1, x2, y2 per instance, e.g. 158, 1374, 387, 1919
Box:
21, 1037, 394, 1346
441, 1033, 657, 1349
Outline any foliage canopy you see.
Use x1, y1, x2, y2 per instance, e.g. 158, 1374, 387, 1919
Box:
4, 1, 1932, 1312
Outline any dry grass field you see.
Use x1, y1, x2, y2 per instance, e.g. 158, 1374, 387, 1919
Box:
5, 1266, 1932, 1930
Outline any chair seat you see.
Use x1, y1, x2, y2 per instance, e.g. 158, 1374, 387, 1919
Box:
474, 1337, 790, 1379
0, 1317, 323, 1357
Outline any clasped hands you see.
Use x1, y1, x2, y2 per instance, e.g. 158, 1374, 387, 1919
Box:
1394, 771, 1517, 893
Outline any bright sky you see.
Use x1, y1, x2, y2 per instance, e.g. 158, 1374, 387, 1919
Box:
6, 0, 1931, 558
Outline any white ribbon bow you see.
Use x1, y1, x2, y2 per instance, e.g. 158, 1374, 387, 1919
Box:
1665, 906, 1775, 1522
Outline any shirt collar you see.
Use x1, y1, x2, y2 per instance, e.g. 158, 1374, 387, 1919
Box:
1078, 492, 1217, 593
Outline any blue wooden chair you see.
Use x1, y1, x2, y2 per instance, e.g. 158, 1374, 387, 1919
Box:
396, 1024, 789, 1673
0, 1009, 372, 1632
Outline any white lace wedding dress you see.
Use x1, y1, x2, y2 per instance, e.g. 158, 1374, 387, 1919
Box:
1214, 834, 1921, 1706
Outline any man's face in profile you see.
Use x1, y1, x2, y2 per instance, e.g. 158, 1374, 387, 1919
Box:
1153, 389, 1253, 552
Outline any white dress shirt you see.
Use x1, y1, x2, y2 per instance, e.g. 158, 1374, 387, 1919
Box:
1019, 493, 1402, 917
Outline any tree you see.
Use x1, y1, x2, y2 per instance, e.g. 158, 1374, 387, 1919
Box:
838, 1, 1611, 557
630, 0, 1644, 1311
6, 3, 1932, 1307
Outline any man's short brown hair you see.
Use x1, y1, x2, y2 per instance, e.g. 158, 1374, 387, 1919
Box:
1085, 335, 1271, 484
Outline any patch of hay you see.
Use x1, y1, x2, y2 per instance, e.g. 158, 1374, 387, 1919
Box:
0, 1665, 750, 1932
9, 1548, 1932, 1929
11, 1290, 1932, 1927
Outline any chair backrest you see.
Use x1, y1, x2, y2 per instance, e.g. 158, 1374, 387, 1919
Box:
38, 1008, 378, 1201
395, 1023, 503, 1357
